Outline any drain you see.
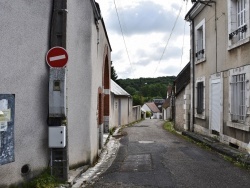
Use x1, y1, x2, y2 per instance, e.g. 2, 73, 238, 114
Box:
133, 125, 149, 127
138, 141, 155, 144
172, 141, 181, 144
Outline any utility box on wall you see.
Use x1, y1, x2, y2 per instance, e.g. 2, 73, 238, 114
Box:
0, 94, 15, 165
49, 68, 66, 118
49, 126, 66, 148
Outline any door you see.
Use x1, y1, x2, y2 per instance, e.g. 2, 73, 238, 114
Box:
211, 79, 221, 132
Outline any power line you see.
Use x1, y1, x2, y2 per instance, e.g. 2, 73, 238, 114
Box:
180, 0, 188, 69
153, 1, 184, 77
113, 0, 135, 78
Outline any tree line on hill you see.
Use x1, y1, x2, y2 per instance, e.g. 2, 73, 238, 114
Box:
111, 62, 176, 105
116, 76, 176, 106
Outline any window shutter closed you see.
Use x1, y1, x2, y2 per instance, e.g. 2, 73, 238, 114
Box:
197, 82, 203, 114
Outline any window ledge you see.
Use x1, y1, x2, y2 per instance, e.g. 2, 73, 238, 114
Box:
228, 37, 250, 51
227, 121, 250, 132
195, 113, 205, 120
195, 57, 206, 65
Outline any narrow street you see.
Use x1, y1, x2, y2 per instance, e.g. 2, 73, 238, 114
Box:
85, 119, 250, 188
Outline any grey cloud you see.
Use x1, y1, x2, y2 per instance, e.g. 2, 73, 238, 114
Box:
134, 45, 182, 66
111, 49, 124, 62
159, 65, 181, 76
117, 66, 133, 79
107, 1, 185, 36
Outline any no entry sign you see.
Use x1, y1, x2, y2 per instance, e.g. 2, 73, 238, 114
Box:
46, 47, 68, 68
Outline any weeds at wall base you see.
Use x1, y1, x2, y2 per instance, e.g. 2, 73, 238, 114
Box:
8, 168, 63, 188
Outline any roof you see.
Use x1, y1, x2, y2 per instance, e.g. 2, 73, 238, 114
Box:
167, 86, 173, 97
153, 99, 165, 104
111, 80, 130, 96
162, 98, 170, 109
145, 102, 160, 113
174, 62, 190, 96
185, 2, 206, 21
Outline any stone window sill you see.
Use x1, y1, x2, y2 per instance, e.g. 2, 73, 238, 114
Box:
228, 37, 250, 51
227, 121, 250, 132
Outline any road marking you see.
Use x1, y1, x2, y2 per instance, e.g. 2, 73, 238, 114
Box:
50, 55, 66, 61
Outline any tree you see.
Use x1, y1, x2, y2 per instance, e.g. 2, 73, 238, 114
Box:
125, 86, 137, 95
111, 61, 118, 83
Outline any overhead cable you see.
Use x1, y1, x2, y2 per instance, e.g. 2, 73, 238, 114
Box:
180, 0, 188, 69
153, 1, 184, 77
113, 0, 135, 78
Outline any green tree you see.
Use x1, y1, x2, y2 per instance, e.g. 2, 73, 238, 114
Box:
132, 94, 144, 106
125, 86, 137, 95
111, 61, 118, 83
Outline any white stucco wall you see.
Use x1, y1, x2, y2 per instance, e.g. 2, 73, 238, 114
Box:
0, 0, 52, 186
67, 0, 111, 167
110, 96, 132, 127
0, 1, 111, 186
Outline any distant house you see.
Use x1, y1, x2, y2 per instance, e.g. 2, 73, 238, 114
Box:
110, 80, 133, 129
162, 86, 174, 121
173, 62, 190, 131
153, 98, 165, 112
142, 102, 161, 119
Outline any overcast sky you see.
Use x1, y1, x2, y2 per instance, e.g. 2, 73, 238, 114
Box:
95, 0, 193, 79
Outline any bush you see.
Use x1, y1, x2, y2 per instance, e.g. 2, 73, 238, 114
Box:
146, 111, 151, 118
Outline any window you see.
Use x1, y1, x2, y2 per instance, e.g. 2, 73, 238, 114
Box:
231, 74, 246, 122
228, 0, 249, 48
195, 19, 205, 62
195, 77, 206, 119
197, 82, 204, 114
237, 0, 246, 40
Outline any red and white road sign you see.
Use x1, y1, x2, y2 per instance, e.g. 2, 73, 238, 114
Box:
46, 47, 68, 68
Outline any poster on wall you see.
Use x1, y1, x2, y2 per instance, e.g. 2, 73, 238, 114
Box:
0, 94, 15, 165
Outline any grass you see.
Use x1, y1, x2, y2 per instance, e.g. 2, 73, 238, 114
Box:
163, 121, 211, 151
163, 121, 176, 134
222, 154, 250, 170
9, 169, 62, 188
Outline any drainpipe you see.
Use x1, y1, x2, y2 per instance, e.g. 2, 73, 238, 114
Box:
215, 2, 218, 73
49, 0, 68, 181
190, 20, 195, 132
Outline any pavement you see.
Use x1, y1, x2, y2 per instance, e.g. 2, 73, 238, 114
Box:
62, 121, 250, 187
182, 131, 250, 166
64, 129, 121, 188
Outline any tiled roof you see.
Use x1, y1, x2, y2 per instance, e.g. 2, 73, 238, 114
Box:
146, 102, 160, 113
111, 80, 130, 96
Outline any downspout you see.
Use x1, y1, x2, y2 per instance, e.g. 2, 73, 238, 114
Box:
49, 0, 68, 181
191, 20, 195, 132
215, 2, 218, 73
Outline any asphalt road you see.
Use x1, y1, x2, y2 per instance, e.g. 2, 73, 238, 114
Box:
86, 119, 250, 188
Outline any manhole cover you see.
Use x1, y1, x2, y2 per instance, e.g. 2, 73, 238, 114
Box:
138, 141, 155, 144
133, 125, 149, 127
120, 154, 152, 172
172, 141, 181, 144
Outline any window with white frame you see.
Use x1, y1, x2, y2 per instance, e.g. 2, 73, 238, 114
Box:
195, 19, 205, 62
237, 0, 246, 40
231, 74, 246, 122
228, 0, 249, 47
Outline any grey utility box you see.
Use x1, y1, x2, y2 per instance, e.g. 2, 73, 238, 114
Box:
49, 68, 66, 117
49, 126, 66, 148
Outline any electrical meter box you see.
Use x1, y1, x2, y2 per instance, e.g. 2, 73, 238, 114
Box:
49, 68, 66, 117
49, 126, 66, 148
